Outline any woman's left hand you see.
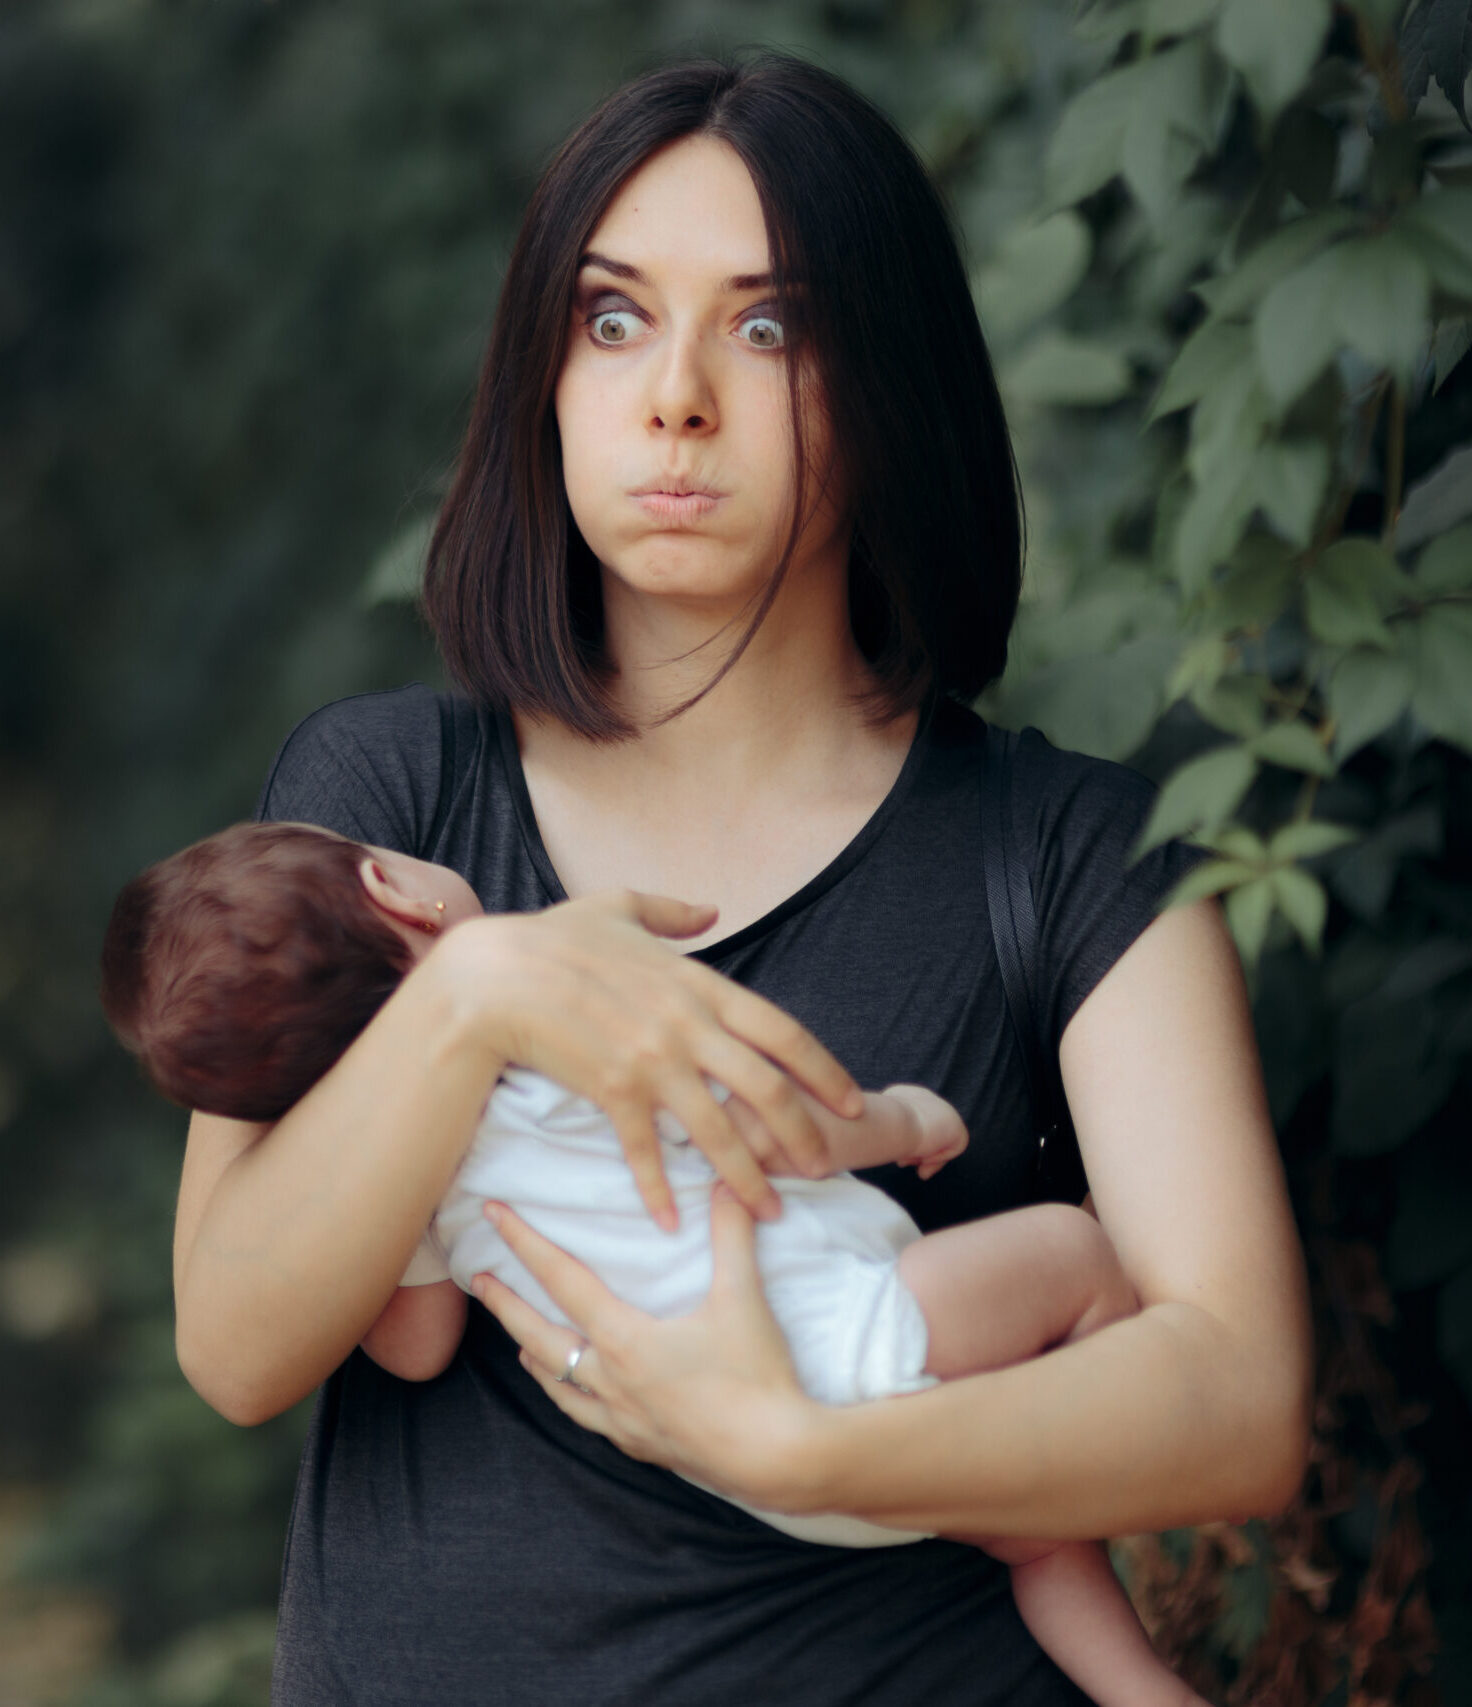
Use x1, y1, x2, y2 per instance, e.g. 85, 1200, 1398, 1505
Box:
471, 1190, 823, 1509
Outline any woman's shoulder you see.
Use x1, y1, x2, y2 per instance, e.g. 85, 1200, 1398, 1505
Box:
933, 698, 1161, 843
255, 683, 487, 856
937, 703, 1205, 1039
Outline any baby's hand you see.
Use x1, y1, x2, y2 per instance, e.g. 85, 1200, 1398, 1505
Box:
882, 1085, 969, 1180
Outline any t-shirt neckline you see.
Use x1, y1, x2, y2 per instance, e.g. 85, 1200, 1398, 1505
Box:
493, 694, 937, 962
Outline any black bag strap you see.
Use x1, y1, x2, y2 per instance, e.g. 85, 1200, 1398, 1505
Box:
979, 724, 1086, 1205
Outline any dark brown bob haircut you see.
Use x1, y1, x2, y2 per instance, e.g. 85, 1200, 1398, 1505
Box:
423, 50, 1023, 741
100, 823, 413, 1123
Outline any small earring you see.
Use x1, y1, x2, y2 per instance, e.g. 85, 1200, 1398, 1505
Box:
434, 901, 446, 913
415, 917, 441, 936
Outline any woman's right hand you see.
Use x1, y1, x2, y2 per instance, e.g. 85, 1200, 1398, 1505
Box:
436, 889, 864, 1229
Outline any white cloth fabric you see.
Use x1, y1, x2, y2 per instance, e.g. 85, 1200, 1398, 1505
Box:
401, 1066, 937, 1546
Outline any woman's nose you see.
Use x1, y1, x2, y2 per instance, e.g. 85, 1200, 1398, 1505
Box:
647, 333, 718, 435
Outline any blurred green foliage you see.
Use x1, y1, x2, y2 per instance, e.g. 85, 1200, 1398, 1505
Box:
2, 0, 1469, 1701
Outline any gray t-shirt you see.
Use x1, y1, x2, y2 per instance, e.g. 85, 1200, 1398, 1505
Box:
257, 683, 1199, 1707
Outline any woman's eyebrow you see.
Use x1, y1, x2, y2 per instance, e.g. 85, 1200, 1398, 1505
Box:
577, 250, 775, 294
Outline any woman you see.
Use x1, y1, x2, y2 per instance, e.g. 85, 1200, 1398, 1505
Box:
173, 53, 1311, 1706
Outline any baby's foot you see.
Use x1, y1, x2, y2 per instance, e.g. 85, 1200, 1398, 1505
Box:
882, 1084, 969, 1179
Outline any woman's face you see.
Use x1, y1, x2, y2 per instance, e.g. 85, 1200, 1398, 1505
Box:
554, 135, 848, 621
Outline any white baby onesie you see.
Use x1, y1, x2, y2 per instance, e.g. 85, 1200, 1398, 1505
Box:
401, 1065, 937, 1546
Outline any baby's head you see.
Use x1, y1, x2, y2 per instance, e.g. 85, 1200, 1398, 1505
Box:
100, 822, 481, 1122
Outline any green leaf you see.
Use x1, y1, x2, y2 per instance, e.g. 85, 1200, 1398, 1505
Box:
1185, 360, 1272, 486
1249, 719, 1335, 774
1416, 521, 1472, 593
1045, 40, 1230, 226
1255, 235, 1431, 401
1397, 447, 1472, 550
1075, 1, 1149, 46
1251, 439, 1330, 545
1304, 540, 1401, 648
1225, 875, 1276, 963
1161, 858, 1262, 909
1150, 322, 1252, 421
1169, 635, 1234, 700
1330, 236, 1433, 381
1044, 62, 1142, 208
1254, 245, 1347, 405
1328, 648, 1414, 759
1197, 208, 1361, 320
1173, 471, 1258, 592
1216, 0, 1331, 116
1432, 317, 1472, 390
1003, 331, 1133, 405
1271, 866, 1328, 953
974, 213, 1093, 342
1135, 745, 1259, 854
1211, 535, 1297, 631
1400, 0, 1472, 128
993, 636, 1177, 762
1210, 824, 1271, 861
1191, 675, 1272, 739
1407, 602, 1472, 750
1397, 191, 1472, 299
1268, 820, 1361, 859
1144, 0, 1222, 29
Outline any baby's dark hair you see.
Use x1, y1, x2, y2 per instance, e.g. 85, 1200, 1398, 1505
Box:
100, 822, 414, 1122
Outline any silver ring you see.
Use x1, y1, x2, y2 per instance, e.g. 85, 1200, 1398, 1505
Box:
556, 1342, 592, 1393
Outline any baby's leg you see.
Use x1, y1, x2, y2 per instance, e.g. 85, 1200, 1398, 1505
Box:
1010, 1541, 1207, 1707
900, 1210, 1210, 1706
897, 1202, 1135, 1380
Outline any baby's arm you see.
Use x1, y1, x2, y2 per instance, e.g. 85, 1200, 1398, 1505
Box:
360, 1280, 468, 1382
728, 1083, 967, 1181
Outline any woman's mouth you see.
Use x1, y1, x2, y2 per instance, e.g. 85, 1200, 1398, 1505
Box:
631, 482, 723, 524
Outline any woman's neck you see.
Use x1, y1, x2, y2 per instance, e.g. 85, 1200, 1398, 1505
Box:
583, 553, 888, 792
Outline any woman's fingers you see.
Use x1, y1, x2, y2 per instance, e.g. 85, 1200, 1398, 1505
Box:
695, 1028, 834, 1180
706, 1183, 762, 1299
620, 889, 720, 940
473, 1269, 582, 1371
600, 1101, 678, 1231
656, 1075, 782, 1221
723, 1094, 799, 1174
477, 1203, 632, 1344
698, 970, 862, 1124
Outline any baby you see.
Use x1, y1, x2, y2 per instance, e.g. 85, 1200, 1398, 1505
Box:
102, 820, 1207, 1707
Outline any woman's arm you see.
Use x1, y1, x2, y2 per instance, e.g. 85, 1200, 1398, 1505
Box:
478, 900, 1313, 1538
174, 891, 862, 1426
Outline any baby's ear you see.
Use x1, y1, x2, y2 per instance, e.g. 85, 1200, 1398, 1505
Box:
358, 854, 414, 921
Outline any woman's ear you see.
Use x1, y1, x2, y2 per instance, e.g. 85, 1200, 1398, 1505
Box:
357, 855, 441, 936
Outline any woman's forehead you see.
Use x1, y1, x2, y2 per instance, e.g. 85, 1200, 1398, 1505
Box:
585, 135, 771, 286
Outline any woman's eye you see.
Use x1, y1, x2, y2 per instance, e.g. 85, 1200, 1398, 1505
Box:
739, 315, 784, 350
589, 309, 642, 346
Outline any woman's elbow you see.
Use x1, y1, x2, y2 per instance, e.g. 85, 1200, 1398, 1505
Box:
1232, 1357, 1314, 1518
176, 1321, 306, 1428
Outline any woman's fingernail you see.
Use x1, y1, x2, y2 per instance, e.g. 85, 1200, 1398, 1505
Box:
656, 1205, 679, 1233
483, 1202, 504, 1228
843, 1086, 865, 1117
759, 1191, 783, 1222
